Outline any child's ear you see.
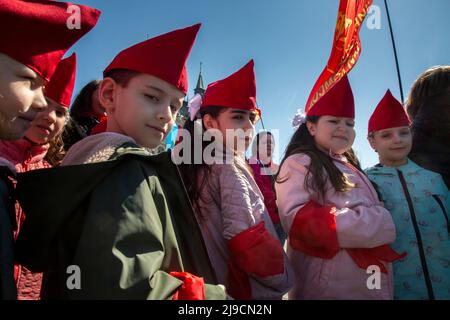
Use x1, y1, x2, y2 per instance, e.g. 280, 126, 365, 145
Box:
368, 134, 377, 152
98, 78, 117, 114
203, 114, 217, 130
306, 122, 316, 136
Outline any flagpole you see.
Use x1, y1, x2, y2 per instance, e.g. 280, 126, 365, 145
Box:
384, 0, 405, 103
260, 117, 266, 130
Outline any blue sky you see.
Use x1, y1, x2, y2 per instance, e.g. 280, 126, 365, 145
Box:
69, 0, 450, 168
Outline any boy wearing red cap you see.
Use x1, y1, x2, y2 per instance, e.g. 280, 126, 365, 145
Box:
14, 24, 226, 300
275, 77, 404, 299
366, 90, 450, 300
0, 0, 100, 299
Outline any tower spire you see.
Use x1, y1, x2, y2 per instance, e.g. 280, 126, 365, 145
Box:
194, 62, 205, 96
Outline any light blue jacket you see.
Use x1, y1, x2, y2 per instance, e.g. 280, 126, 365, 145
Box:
366, 159, 450, 300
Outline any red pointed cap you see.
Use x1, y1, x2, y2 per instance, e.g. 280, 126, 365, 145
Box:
103, 23, 201, 95
0, 0, 101, 82
368, 89, 410, 133
202, 59, 261, 116
45, 53, 76, 108
306, 76, 355, 118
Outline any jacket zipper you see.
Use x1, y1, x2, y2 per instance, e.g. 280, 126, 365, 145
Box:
397, 170, 435, 300
431, 195, 450, 233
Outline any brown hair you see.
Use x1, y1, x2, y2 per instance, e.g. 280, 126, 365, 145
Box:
45, 134, 65, 167
69, 80, 101, 120
405, 65, 450, 119
103, 69, 141, 88
275, 116, 362, 202
177, 106, 228, 217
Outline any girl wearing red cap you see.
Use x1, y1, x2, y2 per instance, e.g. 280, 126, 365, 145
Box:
275, 76, 404, 299
177, 60, 293, 300
366, 90, 449, 300
0, 0, 100, 300
0, 55, 74, 300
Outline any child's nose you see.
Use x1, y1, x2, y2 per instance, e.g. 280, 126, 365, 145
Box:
393, 133, 402, 142
244, 118, 254, 130
42, 109, 56, 123
157, 104, 172, 122
337, 123, 346, 132
48, 110, 57, 122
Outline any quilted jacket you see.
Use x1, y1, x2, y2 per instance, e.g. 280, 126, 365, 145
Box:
194, 150, 293, 299
275, 153, 397, 299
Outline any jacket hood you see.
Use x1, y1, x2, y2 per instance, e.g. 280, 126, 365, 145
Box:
15, 149, 178, 270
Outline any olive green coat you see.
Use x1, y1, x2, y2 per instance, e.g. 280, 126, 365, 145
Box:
14, 147, 225, 300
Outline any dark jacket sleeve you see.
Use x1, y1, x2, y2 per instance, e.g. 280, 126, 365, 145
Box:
0, 174, 17, 299
67, 160, 225, 300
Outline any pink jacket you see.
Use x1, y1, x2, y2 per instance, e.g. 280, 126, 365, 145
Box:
248, 156, 280, 224
194, 153, 293, 299
0, 139, 51, 300
275, 153, 398, 300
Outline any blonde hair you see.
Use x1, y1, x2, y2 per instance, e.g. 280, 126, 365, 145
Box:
405, 65, 450, 119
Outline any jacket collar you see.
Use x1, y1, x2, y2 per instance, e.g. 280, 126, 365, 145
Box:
0, 138, 49, 166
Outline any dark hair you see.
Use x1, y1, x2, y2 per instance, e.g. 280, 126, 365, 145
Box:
177, 106, 227, 217
69, 80, 101, 121
252, 131, 273, 158
275, 116, 362, 202
405, 65, 450, 119
103, 69, 141, 88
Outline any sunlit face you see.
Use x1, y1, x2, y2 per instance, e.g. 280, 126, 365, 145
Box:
25, 98, 68, 145
101, 73, 184, 148
0, 53, 47, 140
204, 108, 258, 153
307, 115, 355, 155
368, 126, 412, 166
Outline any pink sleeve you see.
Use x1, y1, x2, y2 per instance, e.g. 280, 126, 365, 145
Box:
275, 154, 312, 233
276, 154, 397, 249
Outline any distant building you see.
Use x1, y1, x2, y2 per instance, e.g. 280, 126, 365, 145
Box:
177, 62, 205, 127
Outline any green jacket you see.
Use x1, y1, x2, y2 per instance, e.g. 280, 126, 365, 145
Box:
14, 146, 225, 300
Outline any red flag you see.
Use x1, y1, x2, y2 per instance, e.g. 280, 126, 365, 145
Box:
305, 0, 373, 113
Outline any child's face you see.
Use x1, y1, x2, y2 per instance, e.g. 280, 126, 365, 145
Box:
204, 108, 257, 153
101, 73, 184, 148
25, 98, 67, 145
307, 116, 355, 155
257, 133, 274, 163
0, 53, 47, 140
368, 126, 412, 166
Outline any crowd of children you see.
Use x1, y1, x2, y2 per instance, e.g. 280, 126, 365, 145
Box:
0, 0, 448, 300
